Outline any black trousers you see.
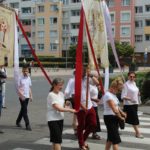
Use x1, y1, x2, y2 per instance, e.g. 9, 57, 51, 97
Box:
93, 107, 101, 132
16, 98, 30, 126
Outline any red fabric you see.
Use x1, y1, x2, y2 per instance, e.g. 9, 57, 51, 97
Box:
15, 13, 52, 85
76, 107, 97, 147
84, 10, 104, 94
74, 7, 84, 111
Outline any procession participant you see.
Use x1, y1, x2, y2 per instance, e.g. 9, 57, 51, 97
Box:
121, 71, 144, 138
16, 65, 32, 131
64, 70, 78, 136
75, 67, 99, 150
47, 78, 76, 150
103, 78, 126, 150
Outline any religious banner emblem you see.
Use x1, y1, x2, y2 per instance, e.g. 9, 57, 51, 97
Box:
0, 5, 15, 66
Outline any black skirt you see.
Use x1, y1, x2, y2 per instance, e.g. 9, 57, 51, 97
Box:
123, 104, 139, 125
48, 120, 64, 144
104, 115, 121, 144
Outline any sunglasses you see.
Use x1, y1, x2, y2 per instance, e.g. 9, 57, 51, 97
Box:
130, 76, 135, 78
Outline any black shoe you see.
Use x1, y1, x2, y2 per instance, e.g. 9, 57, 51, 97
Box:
16, 123, 22, 128
26, 125, 32, 131
0, 130, 4, 134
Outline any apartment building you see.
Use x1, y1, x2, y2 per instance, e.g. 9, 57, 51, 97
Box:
135, 0, 150, 63
106, 0, 135, 46
3, 0, 63, 57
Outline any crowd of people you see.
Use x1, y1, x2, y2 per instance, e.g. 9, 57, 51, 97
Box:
0, 65, 144, 150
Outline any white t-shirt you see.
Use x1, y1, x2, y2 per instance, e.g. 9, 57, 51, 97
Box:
121, 80, 139, 105
90, 85, 99, 107
81, 77, 93, 110
18, 75, 32, 99
103, 91, 119, 115
47, 91, 64, 121
65, 77, 75, 98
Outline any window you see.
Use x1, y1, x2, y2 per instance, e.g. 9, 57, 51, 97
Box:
25, 32, 31, 37
62, 0, 69, 5
50, 5, 58, 11
71, 10, 80, 16
135, 35, 143, 42
121, 12, 130, 22
121, 26, 130, 36
135, 6, 143, 13
50, 30, 58, 37
38, 31, 44, 38
38, 44, 44, 51
71, 23, 79, 29
50, 17, 57, 24
32, 19, 36, 26
71, 0, 81, 3
110, 13, 115, 22
38, 6, 44, 12
122, 0, 130, 6
22, 7, 31, 14
22, 19, 31, 25
145, 34, 150, 41
145, 5, 150, 12
106, 0, 115, 7
37, 18, 45, 25
135, 20, 143, 28
63, 11, 69, 18
112, 27, 115, 36
71, 36, 78, 44
62, 37, 69, 45
145, 20, 150, 26
63, 24, 69, 31
50, 43, 57, 51
10, 2, 19, 8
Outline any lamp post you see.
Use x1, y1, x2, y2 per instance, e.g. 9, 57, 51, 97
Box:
144, 48, 148, 69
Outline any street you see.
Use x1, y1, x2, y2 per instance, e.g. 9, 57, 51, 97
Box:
0, 76, 150, 150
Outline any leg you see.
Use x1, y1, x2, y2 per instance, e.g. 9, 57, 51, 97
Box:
16, 98, 24, 124
2, 83, 6, 107
22, 99, 30, 127
76, 110, 86, 148
105, 141, 112, 150
112, 144, 119, 150
72, 113, 78, 135
84, 107, 97, 141
52, 143, 61, 150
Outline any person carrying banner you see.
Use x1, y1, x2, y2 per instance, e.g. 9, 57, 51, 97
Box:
16, 65, 32, 131
64, 70, 78, 136
75, 67, 99, 150
47, 78, 76, 150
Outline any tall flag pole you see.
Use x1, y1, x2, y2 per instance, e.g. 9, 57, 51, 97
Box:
15, 13, 52, 84
74, 7, 84, 111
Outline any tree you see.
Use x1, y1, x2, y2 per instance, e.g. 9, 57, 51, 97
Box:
108, 41, 134, 67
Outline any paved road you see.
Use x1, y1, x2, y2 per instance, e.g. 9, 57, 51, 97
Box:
0, 77, 150, 150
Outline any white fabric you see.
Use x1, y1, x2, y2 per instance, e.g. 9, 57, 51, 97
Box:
90, 85, 99, 107
2, 83, 6, 106
121, 80, 139, 105
103, 91, 119, 115
64, 77, 75, 98
18, 75, 32, 99
47, 91, 64, 121
82, 0, 109, 68
14, 11, 20, 90
81, 77, 93, 110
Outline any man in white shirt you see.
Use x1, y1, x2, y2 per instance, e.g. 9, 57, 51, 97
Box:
16, 65, 32, 131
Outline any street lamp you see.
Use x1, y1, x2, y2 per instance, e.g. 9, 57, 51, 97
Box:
144, 48, 148, 68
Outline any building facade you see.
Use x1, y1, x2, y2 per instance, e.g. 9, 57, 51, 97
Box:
3, 0, 150, 64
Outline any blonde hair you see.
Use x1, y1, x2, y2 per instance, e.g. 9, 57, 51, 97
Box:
110, 77, 123, 88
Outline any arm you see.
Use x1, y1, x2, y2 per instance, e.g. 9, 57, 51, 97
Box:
29, 87, 33, 101
53, 103, 76, 113
121, 84, 131, 101
91, 98, 100, 103
107, 100, 125, 120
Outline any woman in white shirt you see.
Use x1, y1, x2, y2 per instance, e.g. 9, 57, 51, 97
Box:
121, 71, 143, 138
103, 78, 126, 150
47, 78, 76, 150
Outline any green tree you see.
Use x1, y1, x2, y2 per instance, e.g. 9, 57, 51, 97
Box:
108, 41, 134, 67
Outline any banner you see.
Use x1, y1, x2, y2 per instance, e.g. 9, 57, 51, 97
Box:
82, 0, 109, 69
0, 5, 14, 67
